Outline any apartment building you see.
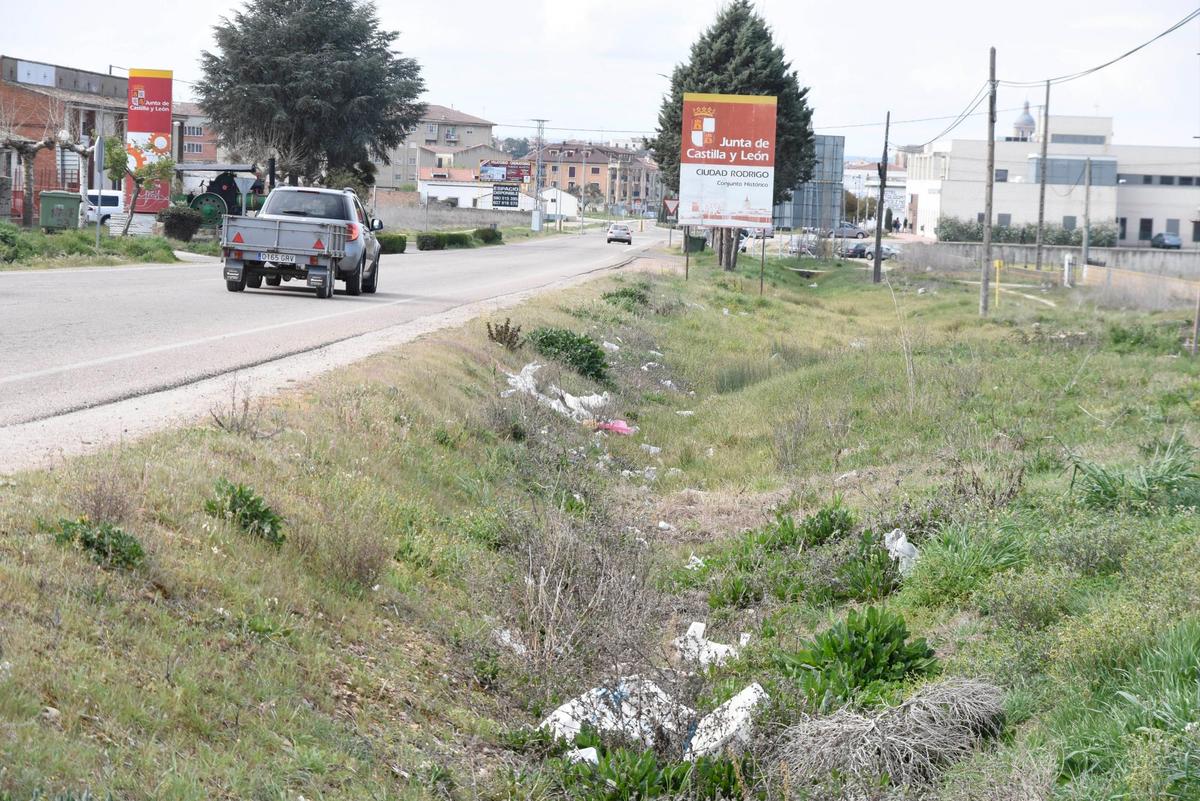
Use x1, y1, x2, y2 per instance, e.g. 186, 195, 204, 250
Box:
525, 140, 663, 212
374, 104, 508, 187
174, 102, 219, 163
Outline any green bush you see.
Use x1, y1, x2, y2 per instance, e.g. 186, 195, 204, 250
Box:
0, 223, 179, 266
377, 233, 407, 254
792, 500, 855, 549
417, 232, 446, 250
836, 530, 900, 602
602, 284, 651, 311
204, 479, 285, 547
776, 606, 937, 710
1031, 521, 1134, 576
445, 232, 473, 248
1070, 435, 1200, 512
935, 216, 1118, 247
526, 327, 608, 382
53, 518, 145, 569
899, 523, 1024, 607
473, 227, 503, 244
157, 205, 203, 242
975, 566, 1078, 630
1105, 321, 1181, 355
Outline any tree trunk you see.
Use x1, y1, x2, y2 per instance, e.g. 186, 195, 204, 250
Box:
20, 150, 36, 228
122, 180, 142, 237
727, 229, 740, 272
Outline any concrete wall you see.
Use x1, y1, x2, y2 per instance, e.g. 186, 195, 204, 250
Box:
897, 240, 1200, 279
376, 203, 530, 232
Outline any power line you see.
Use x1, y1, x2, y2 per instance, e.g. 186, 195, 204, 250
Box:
914, 82, 991, 149
999, 7, 1200, 87
814, 105, 1025, 131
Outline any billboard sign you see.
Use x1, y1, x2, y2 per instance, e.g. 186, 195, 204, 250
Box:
125, 68, 174, 214
492, 183, 520, 208
678, 93, 776, 229
480, 161, 531, 183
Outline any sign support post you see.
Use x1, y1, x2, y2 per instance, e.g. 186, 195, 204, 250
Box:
94, 134, 103, 250
685, 225, 690, 281
760, 233, 766, 296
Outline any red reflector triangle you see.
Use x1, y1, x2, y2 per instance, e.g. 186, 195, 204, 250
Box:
232, 232, 244, 244
313, 238, 325, 250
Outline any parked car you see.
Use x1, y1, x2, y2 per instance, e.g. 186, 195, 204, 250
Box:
865, 244, 901, 261
829, 221, 867, 239
1151, 232, 1183, 249
838, 241, 869, 258
607, 223, 632, 244
221, 186, 383, 298
85, 190, 123, 225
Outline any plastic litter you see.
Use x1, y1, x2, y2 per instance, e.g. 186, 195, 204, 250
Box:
540, 676, 694, 748
641, 444, 662, 455
648, 350, 664, 357
493, 628, 527, 656
685, 553, 705, 571
641, 362, 660, 371
567, 747, 599, 765
884, 529, 920, 575
596, 419, 637, 435
676, 410, 695, 417
673, 622, 750, 668
502, 363, 610, 422
602, 341, 621, 352
657, 521, 674, 532
685, 683, 768, 760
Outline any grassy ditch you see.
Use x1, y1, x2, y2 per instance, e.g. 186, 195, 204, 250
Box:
3, 248, 1200, 799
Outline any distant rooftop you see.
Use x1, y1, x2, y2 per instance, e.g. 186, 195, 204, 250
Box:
421, 104, 494, 127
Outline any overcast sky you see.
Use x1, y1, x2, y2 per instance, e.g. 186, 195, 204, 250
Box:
2, 0, 1197, 158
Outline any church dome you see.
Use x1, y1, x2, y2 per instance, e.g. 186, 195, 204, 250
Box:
1014, 101, 1036, 139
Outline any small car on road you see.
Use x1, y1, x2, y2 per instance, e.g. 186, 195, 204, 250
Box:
838, 241, 869, 258
866, 244, 901, 261
607, 223, 632, 244
1151, 232, 1182, 249
829, 221, 867, 239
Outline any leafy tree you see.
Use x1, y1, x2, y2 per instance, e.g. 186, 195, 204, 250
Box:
647, 0, 815, 269
104, 137, 176, 236
195, 0, 425, 182
501, 137, 531, 158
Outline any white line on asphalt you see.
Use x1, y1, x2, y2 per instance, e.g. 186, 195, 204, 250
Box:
0, 297, 415, 386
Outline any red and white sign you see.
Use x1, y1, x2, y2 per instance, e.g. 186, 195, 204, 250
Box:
663, 198, 680, 216
678, 93, 776, 229
124, 68, 173, 214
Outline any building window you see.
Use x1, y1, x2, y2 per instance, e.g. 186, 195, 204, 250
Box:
444, 126, 457, 140
977, 212, 985, 223
997, 213, 1012, 227
1160, 176, 1176, 186
995, 168, 1008, 182
1181, 176, 1195, 186
426, 123, 437, 134
1118, 217, 1127, 239
407, 157, 416, 165
568, 181, 576, 189
568, 166, 576, 177
1166, 219, 1180, 235
1193, 221, 1200, 243
184, 124, 203, 137
1063, 215, 1076, 231
1139, 218, 1153, 241
184, 142, 203, 154
551, 165, 558, 172
1050, 133, 1105, 145
590, 166, 600, 175
1143, 175, 1154, 185
465, 127, 473, 135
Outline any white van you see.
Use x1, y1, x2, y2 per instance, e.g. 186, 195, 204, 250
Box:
85, 190, 123, 225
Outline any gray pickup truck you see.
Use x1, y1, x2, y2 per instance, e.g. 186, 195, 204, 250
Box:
221, 186, 384, 298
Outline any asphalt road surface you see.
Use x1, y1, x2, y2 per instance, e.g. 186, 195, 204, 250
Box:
0, 227, 665, 433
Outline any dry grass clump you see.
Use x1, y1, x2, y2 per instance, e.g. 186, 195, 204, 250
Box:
775, 679, 1005, 796
69, 456, 142, 525
935, 743, 1056, 801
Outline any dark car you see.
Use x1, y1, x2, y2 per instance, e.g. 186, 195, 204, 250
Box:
838, 241, 868, 258
1151, 232, 1182, 249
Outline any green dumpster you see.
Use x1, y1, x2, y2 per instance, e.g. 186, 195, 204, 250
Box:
39, 190, 82, 230
684, 234, 706, 253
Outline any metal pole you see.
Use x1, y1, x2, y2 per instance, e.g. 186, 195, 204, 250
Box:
981, 47, 997, 316
94, 134, 103, 250
1192, 287, 1199, 356
1034, 81, 1050, 270
759, 232, 766, 295
685, 225, 690, 280
872, 111, 890, 283
1082, 157, 1092, 268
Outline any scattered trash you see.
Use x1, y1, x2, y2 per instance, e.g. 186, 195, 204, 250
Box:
667, 467, 684, 477
658, 521, 675, 532
706, 447, 715, 458
648, 350, 664, 357
540, 676, 694, 748
660, 379, 677, 390
567, 747, 599, 765
917, 287, 927, 295
602, 341, 621, 352
849, 340, 866, 349
494, 628, 528, 656
0, 661, 11, 681
596, 419, 637, 435
835, 470, 859, 484
884, 529, 920, 575
502, 363, 610, 422
722, 308, 731, 316
685, 553, 706, 571
685, 683, 768, 760
808, 283, 819, 288
673, 622, 750, 668
641, 444, 662, 455
641, 362, 661, 371
676, 410, 695, 417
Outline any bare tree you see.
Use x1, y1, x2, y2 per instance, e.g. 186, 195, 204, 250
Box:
221, 124, 315, 186
0, 96, 96, 227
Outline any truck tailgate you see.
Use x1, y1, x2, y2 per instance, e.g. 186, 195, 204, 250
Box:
221, 216, 348, 259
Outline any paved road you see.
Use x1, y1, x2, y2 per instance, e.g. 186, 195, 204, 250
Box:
0, 227, 664, 429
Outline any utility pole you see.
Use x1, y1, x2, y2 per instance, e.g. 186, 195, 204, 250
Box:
1034, 80, 1050, 271
981, 47, 997, 317
872, 110, 890, 284
1082, 157, 1092, 268
532, 118, 547, 232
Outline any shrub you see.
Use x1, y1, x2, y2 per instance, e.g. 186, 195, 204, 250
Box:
900, 523, 1024, 607
204, 479, 285, 547
444, 232, 473, 248
1049, 595, 1171, 679
1070, 435, 1200, 512
708, 571, 764, 609
793, 500, 855, 549
776, 606, 937, 709
377, 232, 407, 254
486, 318, 522, 350
1106, 321, 1180, 354
602, 284, 650, 312
157, 205, 203, 242
473, 227, 503, 244
53, 518, 145, 569
526, 327, 608, 382
1030, 521, 1134, 576
975, 566, 1078, 631
416, 232, 446, 251
837, 530, 900, 602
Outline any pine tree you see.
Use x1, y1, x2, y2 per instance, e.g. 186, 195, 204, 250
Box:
647, 1, 815, 269
196, 0, 425, 182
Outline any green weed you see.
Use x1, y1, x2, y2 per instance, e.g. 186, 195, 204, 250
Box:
526, 327, 609, 382
52, 518, 145, 569
204, 479, 285, 547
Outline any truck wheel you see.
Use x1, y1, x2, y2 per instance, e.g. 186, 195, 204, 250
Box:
363, 257, 379, 294
318, 274, 334, 299
247, 274, 263, 289
265, 276, 281, 287
345, 256, 364, 296
226, 277, 245, 292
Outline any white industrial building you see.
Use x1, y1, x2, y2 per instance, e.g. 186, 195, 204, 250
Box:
905, 104, 1200, 247
844, 161, 907, 224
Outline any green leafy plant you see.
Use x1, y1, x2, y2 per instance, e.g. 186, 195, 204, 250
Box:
526, 327, 608, 382
156, 205, 204, 242
900, 523, 1024, 607
1070, 435, 1200, 512
473, 227, 503, 244
416, 232, 446, 251
204, 479, 285, 546
776, 606, 938, 710
376, 232, 406, 254
444, 232, 473, 248
837, 530, 900, 602
602, 284, 650, 312
1105, 322, 1181, 355
53, 518, 145, 569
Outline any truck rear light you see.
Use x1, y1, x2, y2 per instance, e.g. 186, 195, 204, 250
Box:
234, 250, 243, 260
346, 222, 360, 242
309, 256, 318, 265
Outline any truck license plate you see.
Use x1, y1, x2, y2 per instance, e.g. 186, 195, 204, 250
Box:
259, 252, 296, 264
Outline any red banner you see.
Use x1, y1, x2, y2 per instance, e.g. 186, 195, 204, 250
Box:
125, 68, 173, 214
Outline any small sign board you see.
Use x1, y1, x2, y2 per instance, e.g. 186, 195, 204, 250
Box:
480, 161, 531, 183
492, 183, 520, 208
663, 198, 680, 217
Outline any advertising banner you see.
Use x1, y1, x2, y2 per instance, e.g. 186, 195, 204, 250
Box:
492, 183, 520, 208
125, 68, 173, 214
480, 161, 531, 183
678, 93, 776, 229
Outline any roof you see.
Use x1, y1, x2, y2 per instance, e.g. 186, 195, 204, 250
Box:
416, 143, 503, 155
418, 167, 477, 182
174, 101, 205, 116
420, 104, 493, 127
4, 81, 127, 112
